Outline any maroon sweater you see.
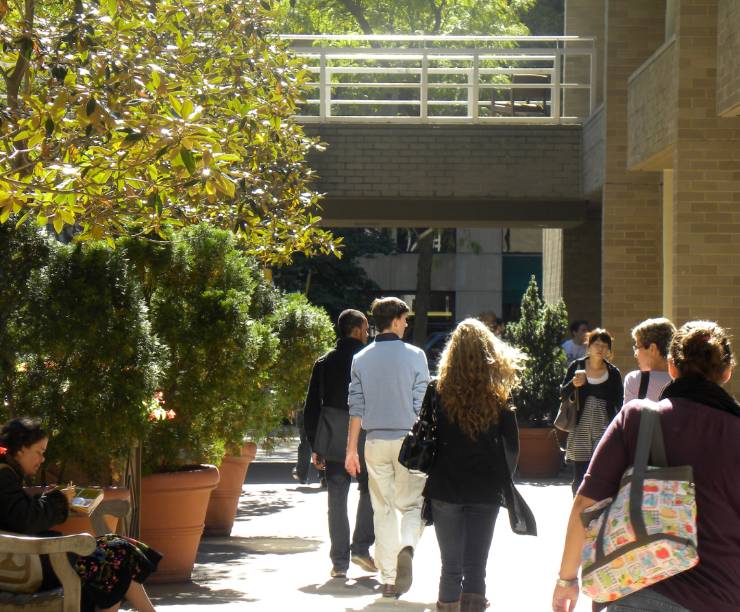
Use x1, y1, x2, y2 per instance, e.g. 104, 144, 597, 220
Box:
579, 397, 740, 612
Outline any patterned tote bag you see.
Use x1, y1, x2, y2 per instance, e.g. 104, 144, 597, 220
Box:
580, 405, 698, 603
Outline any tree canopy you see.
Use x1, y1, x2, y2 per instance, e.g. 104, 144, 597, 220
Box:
272, 0, 536, 35
0, 0, 337, 263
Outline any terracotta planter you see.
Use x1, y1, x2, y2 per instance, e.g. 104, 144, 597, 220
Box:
56, 487, 131, 536
140, 464, 220, 583
204, 442, 257, 537
517, 427, 562, 479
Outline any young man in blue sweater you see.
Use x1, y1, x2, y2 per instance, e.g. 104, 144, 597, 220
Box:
346, 297, 430, 599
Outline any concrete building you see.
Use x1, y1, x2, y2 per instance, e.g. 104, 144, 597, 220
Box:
546, 0, 740, 395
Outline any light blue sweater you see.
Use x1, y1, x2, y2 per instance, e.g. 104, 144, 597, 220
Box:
348, 336, 430, 440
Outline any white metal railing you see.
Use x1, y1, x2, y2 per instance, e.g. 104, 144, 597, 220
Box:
280, 35, 596, 124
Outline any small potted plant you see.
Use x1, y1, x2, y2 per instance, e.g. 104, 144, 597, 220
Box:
505, 276, 568, 478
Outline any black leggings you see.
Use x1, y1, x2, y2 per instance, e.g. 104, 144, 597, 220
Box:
572, 461, 589, 496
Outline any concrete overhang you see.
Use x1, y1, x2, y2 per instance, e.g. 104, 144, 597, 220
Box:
317, 197, 589, 228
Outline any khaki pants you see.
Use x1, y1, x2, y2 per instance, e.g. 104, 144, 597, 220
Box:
364, 437, 426, 585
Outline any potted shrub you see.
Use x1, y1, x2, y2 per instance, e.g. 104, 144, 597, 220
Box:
5, 238, 163, 532
505, 276, 568, 478
0, 220, 51, 416
123, 225, 286, 580
204, 287, 335, 535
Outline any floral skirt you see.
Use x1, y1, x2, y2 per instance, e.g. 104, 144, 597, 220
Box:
75, 534, 161, 612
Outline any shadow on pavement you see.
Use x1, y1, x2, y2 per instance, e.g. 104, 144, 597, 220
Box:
147, 581, 258, 606
246, 462, 295, 484
300, 575, 380, 598
348, 599, 436, 611
234, 488, 294, 518
198, 535, 322, 559
515, 477, 570, 487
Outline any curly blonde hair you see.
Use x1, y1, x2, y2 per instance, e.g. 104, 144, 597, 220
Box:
437, 318, 526, 440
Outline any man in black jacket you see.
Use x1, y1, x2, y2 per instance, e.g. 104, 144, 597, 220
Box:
303, 309, 376, 579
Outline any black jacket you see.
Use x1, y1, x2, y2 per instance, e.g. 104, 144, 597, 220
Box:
560, 357, 624, 425
422, 382, 537, 535
0, 459, 69, 534
303, 337, 366, 447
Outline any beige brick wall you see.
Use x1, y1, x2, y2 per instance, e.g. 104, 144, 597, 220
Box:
582, 104, 605, 196
564, 0, 605, 118
627, 39, 677, 170
672, 0, 740, 397
562, 206, 602, 327
601, 1, 665, 376
717, 0, 740, 116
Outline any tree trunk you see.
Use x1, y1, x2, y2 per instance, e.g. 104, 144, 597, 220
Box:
412, 229, 434, 347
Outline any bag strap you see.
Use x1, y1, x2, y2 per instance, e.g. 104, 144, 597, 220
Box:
319, 360, 325, 409
637, 370, 651, 400
595, 406, 669, 561
422, 380, 438, 429
630, 407, 667, 540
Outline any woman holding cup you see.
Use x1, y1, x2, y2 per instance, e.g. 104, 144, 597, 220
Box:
560, 329, 623, 495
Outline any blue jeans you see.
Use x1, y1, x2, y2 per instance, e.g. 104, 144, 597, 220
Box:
325, 459, 374, 571
607, 589, 690, 612
431, 499, 499, 603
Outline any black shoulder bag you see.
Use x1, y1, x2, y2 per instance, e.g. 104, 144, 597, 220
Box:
313, 362, 350, 462
398, 382, 438, 474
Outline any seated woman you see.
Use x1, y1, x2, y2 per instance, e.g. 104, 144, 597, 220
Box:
0, 417, 160, 612
552, 321, 740, 612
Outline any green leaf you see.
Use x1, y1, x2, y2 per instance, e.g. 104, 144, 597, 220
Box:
180, 148, 196, 175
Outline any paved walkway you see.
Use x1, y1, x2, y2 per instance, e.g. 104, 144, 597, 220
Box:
147, 442, 592, 611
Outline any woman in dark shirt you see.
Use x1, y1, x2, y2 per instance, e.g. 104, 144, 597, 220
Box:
560, 329, 623, 495
0, 417, 160, 611
422, 318, 526, 612
552, 321, 740, 612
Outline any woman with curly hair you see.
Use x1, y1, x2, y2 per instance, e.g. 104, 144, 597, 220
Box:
421, 318, 529, 612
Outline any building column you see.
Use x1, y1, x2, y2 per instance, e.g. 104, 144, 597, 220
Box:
670, 0, 740, 397
601, 1, 665, 373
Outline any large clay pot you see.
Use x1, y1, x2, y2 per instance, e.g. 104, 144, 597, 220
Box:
56, 487, 131, 536
517, 427, 562, 479
140, 464, 220, 583
204, 442, 257, 537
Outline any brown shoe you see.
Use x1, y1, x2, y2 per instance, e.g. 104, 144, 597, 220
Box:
436, 600, 461, 611
460, 592, 489, 612
351, 554, 378, 573
395, 546, 414, 595
381, 583, 397, 598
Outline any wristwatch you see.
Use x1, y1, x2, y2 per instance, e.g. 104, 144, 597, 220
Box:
556, 577, 579, 588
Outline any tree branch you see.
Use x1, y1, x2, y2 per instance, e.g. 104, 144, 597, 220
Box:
432, 0, 446, 34
7, 0, 34, 109
334, 0, 374, 35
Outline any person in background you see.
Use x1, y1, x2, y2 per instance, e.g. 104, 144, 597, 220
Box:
0, 417, 160, 612
552, 321, 740, 612
562, 320, 589, 364
303, 309, 376, 579
423, 319, 526, 612
346, 297, 430, 599
561, 329, 623, 495
477, 312, 505, 337
623, 317, 676, 403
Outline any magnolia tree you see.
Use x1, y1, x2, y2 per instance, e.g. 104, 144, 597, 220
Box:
0, 0, 337, 263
